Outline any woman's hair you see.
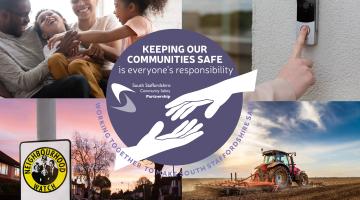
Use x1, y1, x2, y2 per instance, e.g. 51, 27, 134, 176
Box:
122, 0, 168, 15
34, 9, 70, 40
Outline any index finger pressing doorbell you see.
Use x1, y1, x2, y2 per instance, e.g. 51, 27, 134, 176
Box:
297, 0, 319, 45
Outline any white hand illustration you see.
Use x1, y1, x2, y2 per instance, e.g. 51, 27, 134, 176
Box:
165, 70, 258, 120
114, 119, 204, 170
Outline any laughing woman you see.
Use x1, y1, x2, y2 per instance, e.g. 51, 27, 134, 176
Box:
70, 0, 122, 73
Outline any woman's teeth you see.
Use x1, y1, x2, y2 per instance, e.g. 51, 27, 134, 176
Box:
79, 7, 89, 13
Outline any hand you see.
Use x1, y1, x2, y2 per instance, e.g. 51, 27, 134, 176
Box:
152, 119, 203, 140
48, 31, 68, 49
81, 43, 105, 64
277, 26, 315, 99
133, 119, 203, 157
165, 70, 257, 120
84, 43, 105, 60
165, 83, 233, 121
114, 119, 204, 170
52, 31, 80, 57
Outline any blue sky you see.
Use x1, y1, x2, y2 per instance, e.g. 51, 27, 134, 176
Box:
254, 102, 360, 143
186, 102, 360, 178
183, 0, 252, 14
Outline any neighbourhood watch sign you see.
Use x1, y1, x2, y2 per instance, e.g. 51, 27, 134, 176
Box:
20, 140, 71, 200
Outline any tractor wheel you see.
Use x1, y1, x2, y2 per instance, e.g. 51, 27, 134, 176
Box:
270, 166, 291, 189
296, 172, 309, 186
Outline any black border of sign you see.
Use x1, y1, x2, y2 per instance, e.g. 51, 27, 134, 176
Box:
20, 139, 71, 200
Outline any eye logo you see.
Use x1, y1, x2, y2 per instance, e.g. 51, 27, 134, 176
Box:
22, 147, 67, 193
111, 83, 136, 113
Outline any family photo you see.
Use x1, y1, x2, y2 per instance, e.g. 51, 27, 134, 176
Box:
0, 0, 181, 98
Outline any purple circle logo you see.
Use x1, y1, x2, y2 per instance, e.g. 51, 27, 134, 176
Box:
107, 29, 244, 165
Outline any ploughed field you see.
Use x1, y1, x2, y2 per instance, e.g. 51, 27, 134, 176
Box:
183, 178, 360, 200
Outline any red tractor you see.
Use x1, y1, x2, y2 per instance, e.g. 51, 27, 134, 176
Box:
251, 150, 309, 189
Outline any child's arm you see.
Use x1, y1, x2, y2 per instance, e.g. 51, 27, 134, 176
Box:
84, 43, 120, 63
85, 40, 123, 63
48, 26, 136, 49
98, 44, 121, 63
78, 26, 136, 43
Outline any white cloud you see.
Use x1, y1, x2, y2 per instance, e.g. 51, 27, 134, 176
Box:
299, 102, 326, 130
280, 140, 360, 177
251, 113, 282, 130
260, 102, 327, 132
276, 116, 298, 131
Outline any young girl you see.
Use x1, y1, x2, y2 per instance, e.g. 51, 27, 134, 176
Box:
35, 9, 105, 98
48, 0, 168, 57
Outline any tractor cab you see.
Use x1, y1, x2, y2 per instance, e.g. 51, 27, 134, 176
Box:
262, 150, 299, 176
263, 150, 291, 166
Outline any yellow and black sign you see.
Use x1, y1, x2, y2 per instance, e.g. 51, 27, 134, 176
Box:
22, 147, 67, 193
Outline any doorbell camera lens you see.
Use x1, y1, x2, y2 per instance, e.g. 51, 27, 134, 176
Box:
303, 2, 310, 9
297, 0, 315, 22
